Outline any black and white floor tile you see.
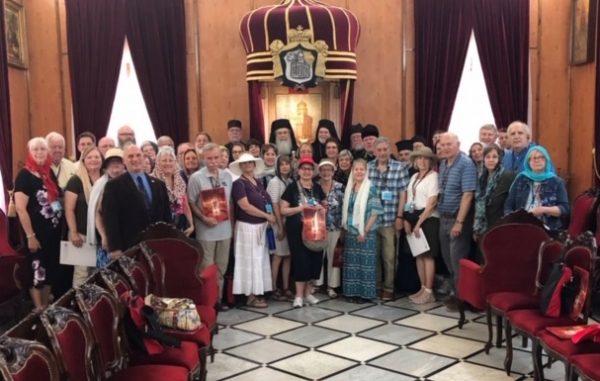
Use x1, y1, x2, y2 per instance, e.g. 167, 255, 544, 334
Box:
207, 295, 572, 381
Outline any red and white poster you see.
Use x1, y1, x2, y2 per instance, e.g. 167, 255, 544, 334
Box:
302, 208, 326, 241
199, 188, 229, 222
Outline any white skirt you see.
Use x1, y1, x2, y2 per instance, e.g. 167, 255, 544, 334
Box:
233, 221, 273, 296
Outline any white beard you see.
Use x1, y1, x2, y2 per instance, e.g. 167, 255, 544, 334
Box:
318, 137, 327, 144
276, 138, 292, 156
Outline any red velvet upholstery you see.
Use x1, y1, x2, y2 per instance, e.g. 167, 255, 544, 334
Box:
508, 309, 583, 334
130, 341, 200, 372
538, 330, 600, 359
116, 255, 151, 296
162, 325, 211, 348
142, 239, 204, 302
571, 353, 600, 381
568, 190, 598, 239
109, 364, 189, 381
0, 336, 60, 381
487, 292, 538, 312
76, 284, 124, 376
197, 265, 219, 312
95, 269, 133, 299
458, 221, 549, 310
40, 307, 97, 381
196, 304, 217, 330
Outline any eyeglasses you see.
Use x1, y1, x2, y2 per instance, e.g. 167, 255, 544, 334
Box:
529, 155, 546, 161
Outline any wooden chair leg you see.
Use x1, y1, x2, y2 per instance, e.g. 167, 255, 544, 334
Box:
457, 299, 466, 329
522, 335, 528, 348
504, 320, 513, 375
532, 338, 544, 381
565, 363, 574, 381
485, 304, 493, 354
495, 314, 503, 348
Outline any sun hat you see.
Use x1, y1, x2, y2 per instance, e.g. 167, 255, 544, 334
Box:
229, 152, 265, 176
409, 146, 437, 163
318, 159, 336, 170
102, 148, 123, 170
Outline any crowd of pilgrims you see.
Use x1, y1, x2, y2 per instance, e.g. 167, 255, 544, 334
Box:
13, 119, 569, 312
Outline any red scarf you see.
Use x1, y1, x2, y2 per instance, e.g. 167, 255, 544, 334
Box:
24, 154, 59, 203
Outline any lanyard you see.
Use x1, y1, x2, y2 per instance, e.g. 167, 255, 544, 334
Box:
241, 175, 271, 209
410, 170, 430, 201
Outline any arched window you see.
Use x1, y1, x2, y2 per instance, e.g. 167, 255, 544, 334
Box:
448, 32, 495, 151
106, 39, 156, 144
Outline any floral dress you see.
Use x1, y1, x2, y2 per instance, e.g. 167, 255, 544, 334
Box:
14, 169, 63, 289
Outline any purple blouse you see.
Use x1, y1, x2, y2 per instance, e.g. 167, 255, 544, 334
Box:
232, 177, 272, 224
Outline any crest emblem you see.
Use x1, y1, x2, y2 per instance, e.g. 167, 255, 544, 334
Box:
271, 26, 328, 90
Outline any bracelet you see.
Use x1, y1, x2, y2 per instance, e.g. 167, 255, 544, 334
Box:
26, 233, 36, 239
455, 220, 464, 225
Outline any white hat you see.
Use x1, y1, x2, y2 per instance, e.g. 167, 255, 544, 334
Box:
228, 152, 265, 176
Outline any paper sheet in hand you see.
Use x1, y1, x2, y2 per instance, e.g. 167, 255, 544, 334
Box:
60, 241, 97, 267
406, 229, 430, 257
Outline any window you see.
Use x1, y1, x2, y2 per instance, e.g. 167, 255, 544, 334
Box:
448, 32, 495, 152
106, 39, 156, 144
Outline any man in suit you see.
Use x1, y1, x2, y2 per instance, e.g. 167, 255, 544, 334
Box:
102, 143, 171, 258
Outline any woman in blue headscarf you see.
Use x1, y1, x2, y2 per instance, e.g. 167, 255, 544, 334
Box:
504, 145, 569, 233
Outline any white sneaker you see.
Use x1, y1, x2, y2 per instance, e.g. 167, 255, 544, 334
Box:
305, 294, 320, 305
327, 288, 338, 298
293, 297, 303, 308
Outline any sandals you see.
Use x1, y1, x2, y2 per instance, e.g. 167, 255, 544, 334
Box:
246, 296, 268, 308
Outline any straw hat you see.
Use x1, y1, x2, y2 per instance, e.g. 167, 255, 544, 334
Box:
409, 147, 437, 162
318, 159, 336, 170
102, 148, 123, 170
228, 152, 265, 176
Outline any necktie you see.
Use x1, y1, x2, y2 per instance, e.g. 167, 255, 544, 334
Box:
136, 175, 151, 208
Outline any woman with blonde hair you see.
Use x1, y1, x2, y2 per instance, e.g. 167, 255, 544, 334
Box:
152, 146, 194, 236
341, 159, 382, 303
65, 146, 104, 287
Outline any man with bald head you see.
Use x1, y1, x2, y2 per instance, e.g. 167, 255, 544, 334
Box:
102, 143, 171, 258
117, 125, 136, 148
157, 135, 175, 149
502, 121, 533, 172
98, 137, 116, 156
436, 132, 477, 310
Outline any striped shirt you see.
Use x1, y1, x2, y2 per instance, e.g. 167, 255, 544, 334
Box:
437, 152, 477, 215
367, 158, 410, 227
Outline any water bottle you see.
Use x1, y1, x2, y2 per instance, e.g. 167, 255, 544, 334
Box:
266, 226, 277, 252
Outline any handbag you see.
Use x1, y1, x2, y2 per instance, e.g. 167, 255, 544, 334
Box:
297, 182, 328, 252
121, 291, 181, 355
539, 255, 584, 318
144, 294, 201, 331
332, 239, 344, 268
7, 190, 16, 218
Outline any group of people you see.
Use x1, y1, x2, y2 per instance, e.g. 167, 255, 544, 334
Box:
12, 118, 570, 312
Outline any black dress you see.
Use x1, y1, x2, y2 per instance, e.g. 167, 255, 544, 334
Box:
14, 169, 65, 292
281, 182, 326, 282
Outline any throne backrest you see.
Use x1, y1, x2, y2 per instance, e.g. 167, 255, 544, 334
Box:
569, 190, 599, 239
0, 336, 59, 381
76, 284, 124, 377
96, 268, 132, 299
139, 241, 166, 296
115, 255, 150, 296
142, 238, 203, 301
480, 221, 550, 294
40, 306, 98, 381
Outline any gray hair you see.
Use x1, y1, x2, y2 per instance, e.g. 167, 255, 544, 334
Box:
338, 149, 354, 161
45, 132, 65, 145
479, 124, 498, 134
28, 137, 48, 151
507, 121, 531, 138
202, 142, 220, 153
374, 136, 390, 148
156, 146, 176, 161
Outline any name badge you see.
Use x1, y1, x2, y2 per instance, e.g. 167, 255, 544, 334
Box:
404, 202, 415, 213
51, 201, 63, 212
381, 191, 393, 201
265, 203, 273, 214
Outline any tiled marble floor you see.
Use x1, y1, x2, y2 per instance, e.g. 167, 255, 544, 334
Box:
207, 294, 570, 381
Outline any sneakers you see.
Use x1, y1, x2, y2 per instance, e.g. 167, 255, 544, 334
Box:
327, 288, 338, 299
305, 294, 320, 305
293, 297, 303, 308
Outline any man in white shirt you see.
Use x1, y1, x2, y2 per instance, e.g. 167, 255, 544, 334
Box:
46, 132, 76, 189
187, 143, 233, 309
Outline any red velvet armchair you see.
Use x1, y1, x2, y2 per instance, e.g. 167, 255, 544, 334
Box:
504, 232, 597, 378
456, 211, 549, 329
0, 336, 60, 381
568, 189, 599, 239
570, 353, 600, 381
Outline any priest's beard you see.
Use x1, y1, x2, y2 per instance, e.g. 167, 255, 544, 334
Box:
276, 138, 292, 156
